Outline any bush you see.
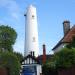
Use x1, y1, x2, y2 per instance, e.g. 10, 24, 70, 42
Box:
42, 47, 75, 75
42, 60, 58, 75
0, 25, 17, 52
54, 47, 75, 69
0, 52, 20, 75
13, 52, 23, 62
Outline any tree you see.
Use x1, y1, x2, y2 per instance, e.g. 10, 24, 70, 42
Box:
13, 52, 24, 62
43, 36, 75, 74
42, 61, 57, 75
42, 47, 75, 75
0, 25, 22, 75
54, 47, 75, 69
0, 25, 17, 52
0, 51, 20, 75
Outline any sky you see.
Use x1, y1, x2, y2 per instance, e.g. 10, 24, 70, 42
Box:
0, 0, 75, 55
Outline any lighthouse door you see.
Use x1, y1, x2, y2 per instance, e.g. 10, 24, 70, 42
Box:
22, 66, 36, 75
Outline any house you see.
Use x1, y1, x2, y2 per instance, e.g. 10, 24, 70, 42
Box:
38, 54, 54, 64
52, 20, 75, 53
20, 52, 42, 75
37, 44, 54, 64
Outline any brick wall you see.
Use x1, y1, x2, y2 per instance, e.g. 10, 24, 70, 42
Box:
58, 66, 75, 75
0, 68, 8, 75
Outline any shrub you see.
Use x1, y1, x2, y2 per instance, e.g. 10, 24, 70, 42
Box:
0, 52, 20, 75
54, 47, 75, 69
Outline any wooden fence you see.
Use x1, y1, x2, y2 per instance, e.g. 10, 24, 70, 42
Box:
43, 66, 75, 75
58, 66, 75, 75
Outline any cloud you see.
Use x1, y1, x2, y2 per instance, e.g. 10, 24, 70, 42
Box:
11, 13, 19, 20
0, 0, 20, 20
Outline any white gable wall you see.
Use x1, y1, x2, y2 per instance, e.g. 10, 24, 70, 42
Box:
54, 43, 65, 53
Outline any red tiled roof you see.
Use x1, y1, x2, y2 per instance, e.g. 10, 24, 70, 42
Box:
62, 25, 75, 43
52, 25, 75, 50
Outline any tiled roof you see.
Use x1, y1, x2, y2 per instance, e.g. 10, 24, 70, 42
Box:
52, 25, 75, 50
62, 25, 75, 43
21, 55, 40, 64
37, 54, 54, 64
21, 54, 54, 64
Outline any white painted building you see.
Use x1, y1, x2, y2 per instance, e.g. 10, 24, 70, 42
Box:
24, 5, 39, 57
20, 54, 42, 75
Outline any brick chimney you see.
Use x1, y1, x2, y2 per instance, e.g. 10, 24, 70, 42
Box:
63, 20, 70, 36
42, 44, 46, 64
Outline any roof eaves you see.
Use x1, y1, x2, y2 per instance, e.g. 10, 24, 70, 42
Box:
52, 37, 64, 50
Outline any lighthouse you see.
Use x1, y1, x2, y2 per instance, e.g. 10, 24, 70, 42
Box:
24, 5, 39, 57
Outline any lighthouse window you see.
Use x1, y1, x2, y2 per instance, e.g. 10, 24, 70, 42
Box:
32, 15, 34, 19
33, 37, 35, 42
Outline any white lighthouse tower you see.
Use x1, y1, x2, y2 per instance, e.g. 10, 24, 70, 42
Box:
24, 5, 39, 57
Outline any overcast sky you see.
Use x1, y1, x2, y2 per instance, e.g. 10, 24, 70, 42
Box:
0, 0, 75, 55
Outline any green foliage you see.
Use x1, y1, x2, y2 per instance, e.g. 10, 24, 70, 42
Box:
42, 47, 75, 75
54, 47, 75, 69
67, 37, 75, 48
42, 61, 57, 75
13, 52, 24, 62
0, 51, 20, 75
42, 56, 58, 75
0, 25, 17, 52
42, 63, 50, 75
42, 37, 75, 74
0, 25, 22, 75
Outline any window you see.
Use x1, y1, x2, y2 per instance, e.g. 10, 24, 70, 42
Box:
33, 37, 36, 42
32, 15, 34, 19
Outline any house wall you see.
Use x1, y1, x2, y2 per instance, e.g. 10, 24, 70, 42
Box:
22, 58, 37, 64
37, 65, 42, 75
54, 44, 65, 53
20, 57, 42, 75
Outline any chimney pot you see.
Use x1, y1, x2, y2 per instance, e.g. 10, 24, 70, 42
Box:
63, 20, 70, 24
63, 20, 70, 36
30, 51, 32, 56
43, 44, 46, 64
33, 51, 35, 57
